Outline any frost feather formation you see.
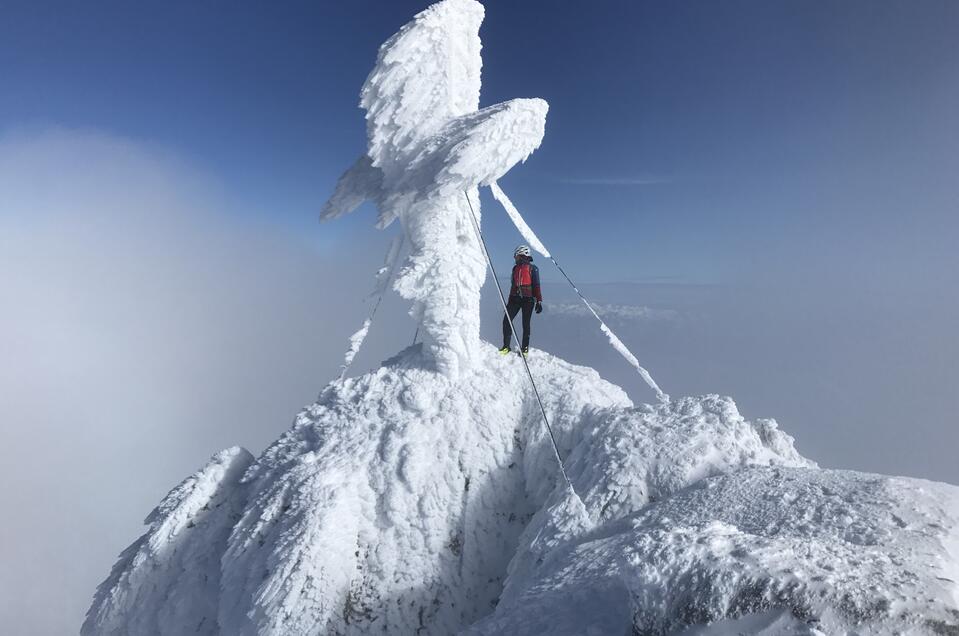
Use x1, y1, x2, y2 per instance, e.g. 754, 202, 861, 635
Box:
84, 1, 959, 635
321, 0, 548, 378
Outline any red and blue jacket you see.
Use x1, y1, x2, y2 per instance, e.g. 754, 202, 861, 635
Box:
509, 256, 542, 302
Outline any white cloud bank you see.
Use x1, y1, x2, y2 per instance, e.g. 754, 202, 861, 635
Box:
0, 128, 389, 635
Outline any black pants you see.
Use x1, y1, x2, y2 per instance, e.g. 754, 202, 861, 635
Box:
502, 296, 535, 350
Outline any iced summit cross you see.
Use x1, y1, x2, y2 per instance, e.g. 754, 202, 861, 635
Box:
321, 0, 548, 377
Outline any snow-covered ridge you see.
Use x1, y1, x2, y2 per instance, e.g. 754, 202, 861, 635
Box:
471, 467, 959, 636
84, 447, 253, 635
84, 347, 827, 635
84, 346, 629, 634
86, 343, 959, 634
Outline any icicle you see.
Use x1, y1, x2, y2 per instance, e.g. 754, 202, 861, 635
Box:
338, 234, 405, 380
339, 319, 372, 379
490, 181, 550, 257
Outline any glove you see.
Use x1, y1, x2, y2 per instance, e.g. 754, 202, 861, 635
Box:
535, 301, 543, 314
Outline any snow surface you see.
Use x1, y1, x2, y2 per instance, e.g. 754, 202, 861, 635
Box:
85, 348, 868, 636
85, 345, 629, 634
84, 349, 959, 635
83, 447, 254, 635
469, 467, 959, 636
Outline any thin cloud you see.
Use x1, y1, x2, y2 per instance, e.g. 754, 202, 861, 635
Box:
548, 302, 678, 322
558, 175, 672, 186
0, 128, 394, 636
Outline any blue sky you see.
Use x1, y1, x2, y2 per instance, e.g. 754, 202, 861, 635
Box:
3, 0, 955, 284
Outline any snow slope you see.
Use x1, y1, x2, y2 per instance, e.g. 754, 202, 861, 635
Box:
83, 348, 827, 635
82, 345, 624, 634
84, 447, 254, 635
86, 351, 959, 635
470, 467, 959, 636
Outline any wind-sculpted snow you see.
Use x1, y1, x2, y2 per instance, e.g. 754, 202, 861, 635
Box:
571, 395, 813, 524
499, 395, 814, 606
400, 99, 548, 201
360, 0, 483, 179
321, 0, 548, 378
470, 467, 959, 636
214, 346, 628, 635
82, 447, 254, 636
339, 318, 371, 377
85, 349, 959, 634
86, 346, 634, 635
319, 155, 383, 222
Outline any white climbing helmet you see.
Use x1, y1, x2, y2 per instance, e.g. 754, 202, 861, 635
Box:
514, 245, 531, 258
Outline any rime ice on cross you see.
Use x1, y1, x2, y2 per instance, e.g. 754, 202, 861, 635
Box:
321, 0, 548, 378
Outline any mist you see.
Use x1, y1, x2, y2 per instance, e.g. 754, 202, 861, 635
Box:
0, 129, 390, 635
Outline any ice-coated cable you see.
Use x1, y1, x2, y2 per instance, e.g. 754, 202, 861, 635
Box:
462, 189, 577, 495
339, 233, 405, 380
489, 182, 669, 403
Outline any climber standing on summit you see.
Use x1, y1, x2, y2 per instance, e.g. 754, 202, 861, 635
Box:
500, 245, 543, 357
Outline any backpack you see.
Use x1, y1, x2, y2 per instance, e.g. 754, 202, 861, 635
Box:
512, 263, 534, 298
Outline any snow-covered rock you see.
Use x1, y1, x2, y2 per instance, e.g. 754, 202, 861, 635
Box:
83, 346, 628, 634
84, 345, 852, 635
83, 447, 254, 635
85, 347, 959, 635
217, 346, 630, 636
571, 395, 813, 524
470, 467, 959, 636
500, 395, 814, 602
